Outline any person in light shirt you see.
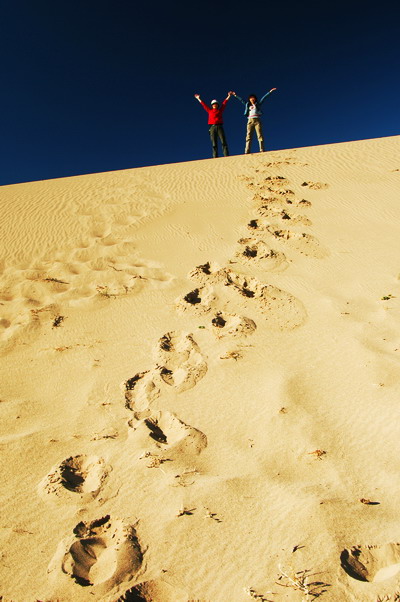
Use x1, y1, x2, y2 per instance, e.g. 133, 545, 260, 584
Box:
233, 88, 277, 153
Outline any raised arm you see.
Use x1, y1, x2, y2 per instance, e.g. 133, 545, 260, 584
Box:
232, 92, 246, 106
220, 91, 234, 111
259, 88, 277, 104
194, 94, 210, 113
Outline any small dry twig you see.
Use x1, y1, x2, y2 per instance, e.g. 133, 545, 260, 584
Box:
42, 277, 69, 284
308, 449, 326, 459
204, 509, 222, 522
276, 565, 330, 599
220, 350, 242, 361
176, 507, 196, 517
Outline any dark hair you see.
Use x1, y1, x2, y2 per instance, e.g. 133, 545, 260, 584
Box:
248, 94, 258, 102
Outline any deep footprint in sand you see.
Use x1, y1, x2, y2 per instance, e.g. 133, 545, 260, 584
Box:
49, 515, 142, 588
267, 226, 328, 259
301, 180, 329, 190
263, 175, 290, 187
175, 285, 216, 314
211, 311, 256, 338
225, 270, 307, 329
128, 410, 207, 455
124, 370, 160, 416
38, 455, 109, 503
248, 220, 328, 259
247, 180, 296, 199
341, 544, 400, 582
256, 204, 312, 226
252, 193, 312, 210
236, 238, 288, 271
188, 261, 229, 285
154, 331, 207, 392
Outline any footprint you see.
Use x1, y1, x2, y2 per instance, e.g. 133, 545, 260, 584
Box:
262, 160, 293, 167
264, 186, 296, 198
89, 258, 111, 272
175, 285, 216, 314
253, 193, 311, 209
225, 271, 307, 329
256, 205, 312, 226
128, 410, 207, 455
90, 222, 112, 238
73, 248, 95, 263
188, 261, 228, 285
38, 455, 109, 503
154, 331, 207, 393
262, 159, 308, 167
263, 175, 290, 187
124, 370, 160, 415
246, 181, 296, 199
117, 585, 148, 601
248, 221, 327, 259
236, 238, 288, 271
341, 544, 400, 582
266, 227, 328, 259
49, 515, 142, 588
115, 241, 137, 256
301, 181, 328, 190
211, 311, 256, 338
18, 281, 49, 305
65, 262, 85, 275
118, 580, 188, 601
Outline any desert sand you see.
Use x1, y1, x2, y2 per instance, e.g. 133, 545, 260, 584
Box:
0, 135, 400, 602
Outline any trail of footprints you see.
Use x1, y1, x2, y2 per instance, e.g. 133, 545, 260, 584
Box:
36, 159, 394, 598
39, 330, 210, 596
37, 158, 331, 598
0, 197, 172, 350
176, 166, 329, 332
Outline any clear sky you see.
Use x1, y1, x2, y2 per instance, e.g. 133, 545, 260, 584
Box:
1, 0, 398, 186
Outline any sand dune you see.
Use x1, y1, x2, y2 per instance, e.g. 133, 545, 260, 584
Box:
1, 136, 400, 601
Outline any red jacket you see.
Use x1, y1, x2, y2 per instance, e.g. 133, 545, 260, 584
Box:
199, 98, 228, 125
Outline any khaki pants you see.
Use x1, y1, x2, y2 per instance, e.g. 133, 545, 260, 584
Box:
245, 118, 264, 153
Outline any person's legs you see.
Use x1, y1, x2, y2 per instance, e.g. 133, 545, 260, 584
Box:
217, 125, 229, 156
254, 119, 264, 151
245, 119, 255, 153
209, 126, 218, 158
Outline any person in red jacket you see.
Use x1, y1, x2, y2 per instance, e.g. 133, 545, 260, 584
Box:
194, 92, 234, 158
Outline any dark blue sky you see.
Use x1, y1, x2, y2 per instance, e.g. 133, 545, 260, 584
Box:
1, 0, 398, 185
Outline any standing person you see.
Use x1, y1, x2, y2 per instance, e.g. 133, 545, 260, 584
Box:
233, 88, 277, 153
194, 92, 234, 158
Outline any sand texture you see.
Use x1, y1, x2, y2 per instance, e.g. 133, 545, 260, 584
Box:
1, 136, 400, 601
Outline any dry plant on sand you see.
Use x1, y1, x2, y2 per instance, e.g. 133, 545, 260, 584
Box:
276, 565, 330, 599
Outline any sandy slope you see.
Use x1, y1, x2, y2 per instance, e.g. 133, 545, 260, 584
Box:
0, 136, 400, 602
